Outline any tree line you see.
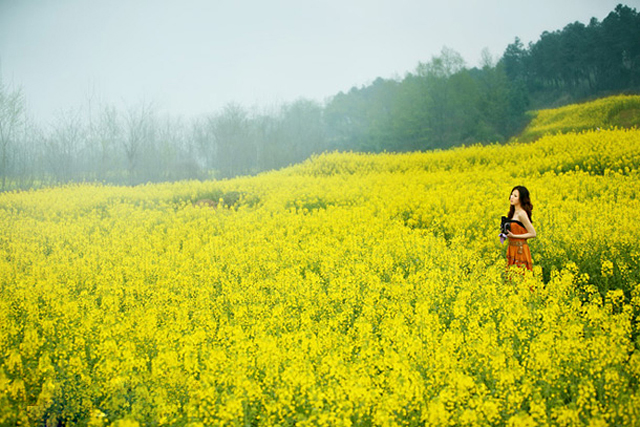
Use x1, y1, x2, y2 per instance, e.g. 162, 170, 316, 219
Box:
0, 92, 327, 189
503, 4, 640, 101
1, 4, 638, 190
324, 4, 640, 152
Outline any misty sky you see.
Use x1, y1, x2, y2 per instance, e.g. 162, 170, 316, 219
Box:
1, 0, 637, 123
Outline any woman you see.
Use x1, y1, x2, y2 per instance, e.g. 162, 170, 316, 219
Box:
506, 186, 536, 271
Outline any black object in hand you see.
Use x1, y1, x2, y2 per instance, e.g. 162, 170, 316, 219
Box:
500, 216, 524, 235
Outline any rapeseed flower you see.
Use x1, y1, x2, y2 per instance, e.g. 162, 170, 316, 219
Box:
0, 125, 639, 425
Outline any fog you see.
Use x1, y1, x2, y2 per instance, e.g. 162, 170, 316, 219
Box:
0, 0, 636, 189
1, 0, 630, 122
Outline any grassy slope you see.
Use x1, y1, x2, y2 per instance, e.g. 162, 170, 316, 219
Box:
517, 94, 640, 142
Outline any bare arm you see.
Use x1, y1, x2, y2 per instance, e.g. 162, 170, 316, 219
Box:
508, 212, 537, 240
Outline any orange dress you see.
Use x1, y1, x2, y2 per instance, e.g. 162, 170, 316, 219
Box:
506, 222, 533, 271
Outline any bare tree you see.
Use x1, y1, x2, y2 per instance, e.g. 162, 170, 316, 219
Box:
12, 117, 40, 189
0, 77, 25, 190
209, 103, 256, 177
46, 108, 84, 183
192, 117, 216, 172
122, 101, 155, 185
155, 115, 201, 181
85, 104, 123, 182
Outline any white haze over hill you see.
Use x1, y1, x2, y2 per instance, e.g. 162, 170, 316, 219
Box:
0, 0, 635, 123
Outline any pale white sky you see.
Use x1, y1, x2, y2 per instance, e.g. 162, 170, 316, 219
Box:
0, 0, 636, 123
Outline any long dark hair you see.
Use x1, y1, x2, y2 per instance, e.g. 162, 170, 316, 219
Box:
508, 185, 533, 222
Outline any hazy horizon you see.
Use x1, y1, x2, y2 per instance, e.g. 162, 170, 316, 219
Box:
1, 0, 637, 123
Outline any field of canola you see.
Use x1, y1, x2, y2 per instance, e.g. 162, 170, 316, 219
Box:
1, 118, 640, 425
519, 95, 640, 143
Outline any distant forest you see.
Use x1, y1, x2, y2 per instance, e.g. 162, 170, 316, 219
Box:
1, 4, 639, 189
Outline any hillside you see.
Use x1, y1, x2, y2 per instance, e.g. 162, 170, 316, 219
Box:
1, 102, 640, 425
518, 94, 640, 142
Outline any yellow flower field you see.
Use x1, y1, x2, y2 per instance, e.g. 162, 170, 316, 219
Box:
519, 94, 640, 142
1, 126, 640, 425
